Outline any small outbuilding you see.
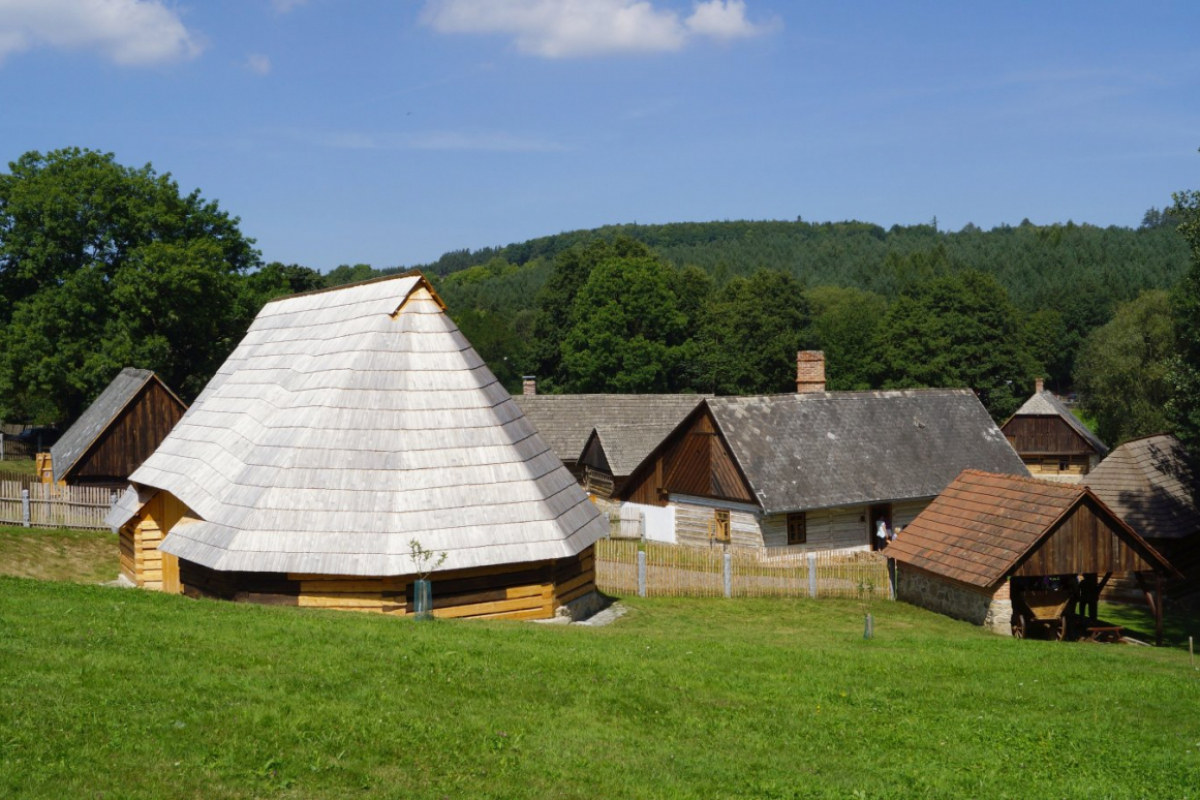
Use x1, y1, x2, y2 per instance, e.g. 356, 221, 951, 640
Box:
49, 368, 187, 488
887, 470, 1179, 643
1083, 433, 1200, 560
107, 273, 607, 619
1001, 379, 1108, 480
514, 393, 705, 490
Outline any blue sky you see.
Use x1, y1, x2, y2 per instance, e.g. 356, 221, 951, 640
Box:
2, 1, 1198, 271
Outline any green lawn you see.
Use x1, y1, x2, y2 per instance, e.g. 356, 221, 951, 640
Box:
2, 576, 1198, 798
0, 457, 37, 477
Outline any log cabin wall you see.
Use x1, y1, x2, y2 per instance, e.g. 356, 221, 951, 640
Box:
119, 491, 189, 593
1012, 497, 1157, 577
623, 410, 754, 507
71, 381, 186, 486
1002, 415, 1099, 479
176, 545, 597, 621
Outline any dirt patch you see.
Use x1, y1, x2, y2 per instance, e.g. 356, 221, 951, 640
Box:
0, 526, 118, 584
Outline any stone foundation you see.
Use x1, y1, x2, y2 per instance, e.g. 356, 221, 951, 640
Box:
898, 565, 1012, 635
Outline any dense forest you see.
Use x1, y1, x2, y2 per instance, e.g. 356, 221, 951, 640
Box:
2, 147, 1198, 450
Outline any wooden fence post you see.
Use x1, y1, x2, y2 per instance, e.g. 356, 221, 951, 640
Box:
21, 488, 30, 527
109, 491, 119, 534
807, 553, 817, 598
723, 553, 732, 598
637, 550, 646, 598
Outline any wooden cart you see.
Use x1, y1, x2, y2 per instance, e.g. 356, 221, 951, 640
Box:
1011, 589, 1073, 641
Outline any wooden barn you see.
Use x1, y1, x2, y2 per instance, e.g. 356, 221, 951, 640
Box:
886, 470, 1178, 643
1001, 378, 1108, 480
513, 391, 704, 491
615, 368, 1029, 551
48, 368, 186, 488
106, 273, 608, 620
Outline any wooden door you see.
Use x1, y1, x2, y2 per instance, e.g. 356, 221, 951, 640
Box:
162, 552, 181, 594
869, 504, 892, 551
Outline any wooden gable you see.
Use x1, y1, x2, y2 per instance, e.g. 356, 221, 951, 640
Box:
578, 430, 611, 474
1012, 495, 1162, 578
620, 407, 755, 507
70, 380, 186, 485
1001, 415, 1098, 457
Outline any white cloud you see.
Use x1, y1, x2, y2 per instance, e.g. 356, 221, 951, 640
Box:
421, 0, 774, 58
0, 0, 202, 65
245, 53, 272, 75
685, 1, 767, 40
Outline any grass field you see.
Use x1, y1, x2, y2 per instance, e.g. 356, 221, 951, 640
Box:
2, 557, 1200, 798
0, 457, 37, 477
0, 524, 118, 584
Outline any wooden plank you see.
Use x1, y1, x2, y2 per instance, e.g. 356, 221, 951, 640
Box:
432, 594, 547, 619
554, 569, 595, 599
298, 579, 405, 593
434, 582, 551, 610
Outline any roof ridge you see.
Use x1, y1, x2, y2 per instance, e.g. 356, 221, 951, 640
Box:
263, 269, 427, 305
958, 468, 1084, 495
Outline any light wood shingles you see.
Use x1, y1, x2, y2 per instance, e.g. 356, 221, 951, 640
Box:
112, 276, 607, 576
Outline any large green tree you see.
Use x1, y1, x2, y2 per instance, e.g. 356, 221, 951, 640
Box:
876, 270, 1038, 419
1168, 188, 1200, 453
0, 148, 259, 422
558, 250, 689, 393
807, 285, 887, 391
1074, 290, 1174, 446
697, 270, 813, 395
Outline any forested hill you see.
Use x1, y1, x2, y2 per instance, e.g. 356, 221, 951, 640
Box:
338, 217, 1189, 313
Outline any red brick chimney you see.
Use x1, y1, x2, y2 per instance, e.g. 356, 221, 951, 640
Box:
796, 351, 826, 394
522, 376, 537, 396
1035, 377, 1044, 394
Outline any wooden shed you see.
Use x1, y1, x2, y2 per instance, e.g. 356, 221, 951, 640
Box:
616, 389, 1029, 552
107, 273, 608, 620
49, 368, 186, 488
886, 470, 1179, 643
1001, 379, 1108, 480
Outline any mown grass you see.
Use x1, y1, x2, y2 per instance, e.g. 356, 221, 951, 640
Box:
1099, 601, 1200, 652
0, 524, 117, 584
1, 576, 1198, 799
0, 457, 37, 477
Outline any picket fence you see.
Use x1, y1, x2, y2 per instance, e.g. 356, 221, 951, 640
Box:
0, 480, 117, 530
595, 538, 892, 600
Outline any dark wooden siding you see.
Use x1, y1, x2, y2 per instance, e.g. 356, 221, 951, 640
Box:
1013, 497, 1157, 577
622, 410, 755, 506
578, 434, 610, 473
70, 381, 186, 485
1001, 415, 1096, 457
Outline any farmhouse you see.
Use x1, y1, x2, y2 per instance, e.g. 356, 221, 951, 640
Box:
513, 391, 704, 492
106, 273, 608, 620
886, 470, 1178, 643
1001, 379, 1108, 480
616, 358, 1028, 551
48, 368, 186, 488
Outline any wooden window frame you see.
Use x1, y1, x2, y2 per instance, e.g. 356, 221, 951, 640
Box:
713, 509, 731, 543
787, 512, 807, 545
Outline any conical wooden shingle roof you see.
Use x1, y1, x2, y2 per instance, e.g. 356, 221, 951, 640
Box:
109, 274, 607, 576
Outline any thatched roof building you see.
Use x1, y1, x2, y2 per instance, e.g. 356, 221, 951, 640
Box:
108, 274, 606, 619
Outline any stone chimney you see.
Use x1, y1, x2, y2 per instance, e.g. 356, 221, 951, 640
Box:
1035, 377, 1044, 394
796, 351, 826, 394
522, 376, 537, 396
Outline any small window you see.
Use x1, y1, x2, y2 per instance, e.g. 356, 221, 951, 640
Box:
713, 509, 731, 543
787, 512, 807, 545
1058, 460, 1069, 472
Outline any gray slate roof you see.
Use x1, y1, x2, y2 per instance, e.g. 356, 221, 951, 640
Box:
706, 389, 1029, 515
514, 394, 706, 468
51, 368, 158, 483
586, 419, 699, 478
1012, 390, 1109, 456
1083, 434, 1200, 541
108, 275, 607, 577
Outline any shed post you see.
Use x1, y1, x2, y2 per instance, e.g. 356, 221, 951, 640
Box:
1155, 573, 1163, 648
109, 491, 119, 534
21, 488, 30, 527
807, 553, 817, 598
723, 552, 732, 598
637, 550, 646, 597
0, 432, 5, 461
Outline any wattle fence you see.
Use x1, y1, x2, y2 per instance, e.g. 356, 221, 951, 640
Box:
0, 480, 117, 530
595, 538, 892, 600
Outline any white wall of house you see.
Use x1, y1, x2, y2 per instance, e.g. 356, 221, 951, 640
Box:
762, 506, 870, 553
671, 495, 761, 548
620, 501, 677, 543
